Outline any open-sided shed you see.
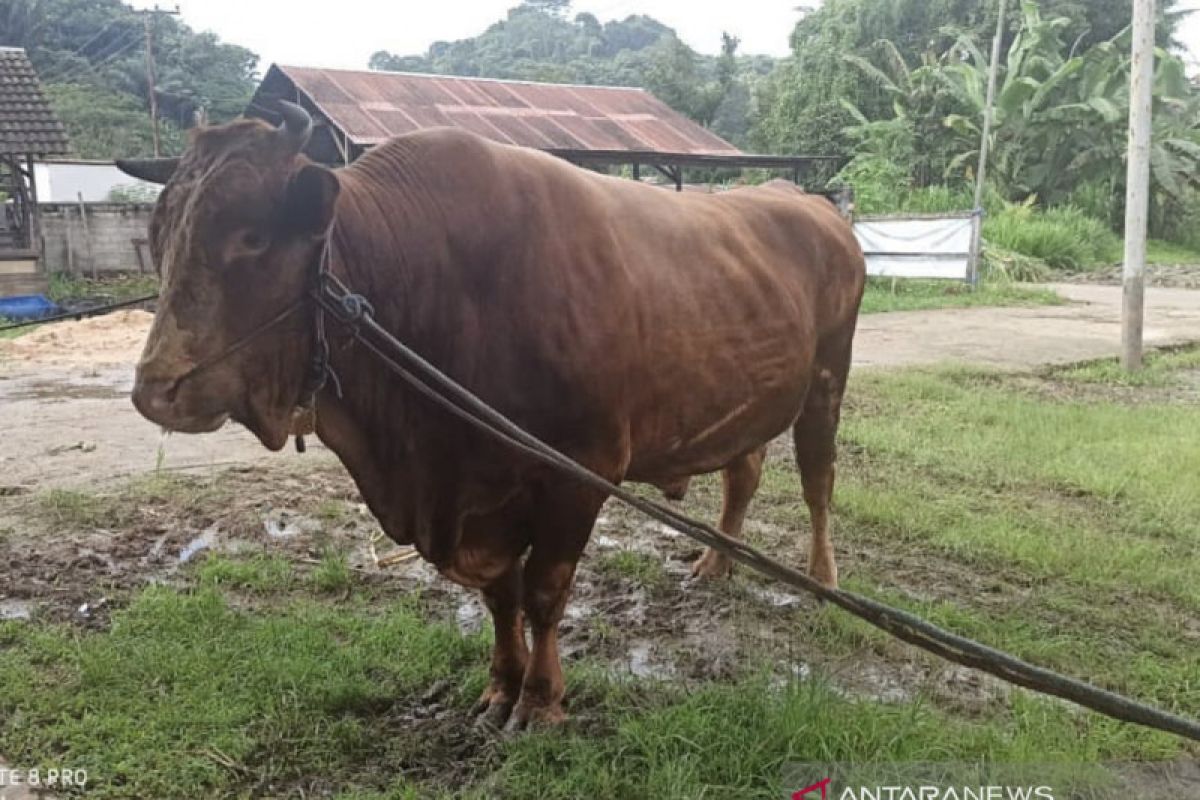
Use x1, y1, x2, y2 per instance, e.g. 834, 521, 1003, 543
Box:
247, 65, 842, 190
0, 46, 70, 298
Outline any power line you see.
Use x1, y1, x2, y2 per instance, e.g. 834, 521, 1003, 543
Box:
41, 29, 142, 83
40, 24, 140, 81
51, 18, 123, 65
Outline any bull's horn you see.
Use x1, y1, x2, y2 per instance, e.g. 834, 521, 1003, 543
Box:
115, 157, 180, 185
277, 100, 313, 152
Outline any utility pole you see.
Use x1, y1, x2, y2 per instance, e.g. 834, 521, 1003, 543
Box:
968, 0, 1007, 286
141, 5, 180, 158
1122, 0, 1155, 371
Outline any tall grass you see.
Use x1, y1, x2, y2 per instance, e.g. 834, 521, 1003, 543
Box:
982, 204, 1121, 271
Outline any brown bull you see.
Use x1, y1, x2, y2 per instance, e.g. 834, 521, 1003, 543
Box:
117, 105, 865, 730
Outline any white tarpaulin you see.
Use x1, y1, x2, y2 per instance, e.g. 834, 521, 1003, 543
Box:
853, 214, 979, 280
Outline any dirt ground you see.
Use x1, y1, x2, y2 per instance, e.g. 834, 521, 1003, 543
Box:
3, 283, 1199, 492
854, 283, 1200, 368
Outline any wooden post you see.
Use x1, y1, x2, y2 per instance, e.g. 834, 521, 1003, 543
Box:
142, 6, 180, 158
25, 155, 41, 258
1122, 0, 1155, 371
144, 14, 160, 157
66, 223, 76, 275
968, 0, 1007, 286
77, 192, 95, 280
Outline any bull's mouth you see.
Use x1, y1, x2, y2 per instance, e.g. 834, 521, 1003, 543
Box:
131, 375, 232, 435
155, 411, 231, 435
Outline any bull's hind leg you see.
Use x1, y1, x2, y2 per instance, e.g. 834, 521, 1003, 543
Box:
691, 445, 767, 579
793, 344, 852, 590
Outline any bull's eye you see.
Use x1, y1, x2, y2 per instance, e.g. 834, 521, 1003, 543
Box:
242, 230, 268, 250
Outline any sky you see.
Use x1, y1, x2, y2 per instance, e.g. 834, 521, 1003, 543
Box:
142, 0, 1199, 75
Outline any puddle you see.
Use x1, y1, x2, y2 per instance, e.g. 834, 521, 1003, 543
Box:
178, 526, 218, 564
0, 599, 32, 620
455, 599, 484, 634
591, 534, 621, 550
835, 660, 915, 704
7, 377, 128, 402
263, 510, 321, 539
625, 639, 676, 680
745, 584, 804, 608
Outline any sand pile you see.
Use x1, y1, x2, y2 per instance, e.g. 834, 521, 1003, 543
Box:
0, 310, 153, 366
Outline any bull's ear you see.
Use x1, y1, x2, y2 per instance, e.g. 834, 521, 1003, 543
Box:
115, 157, 180, 185
283, 164, 340, 237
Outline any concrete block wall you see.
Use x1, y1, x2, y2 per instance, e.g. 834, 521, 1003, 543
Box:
39, 203, 153, 275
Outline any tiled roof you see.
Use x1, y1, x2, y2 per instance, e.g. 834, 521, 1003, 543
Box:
0, 47, 70, 157
258, 64, 740, 155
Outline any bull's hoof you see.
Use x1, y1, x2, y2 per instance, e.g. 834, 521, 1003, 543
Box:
501, 701, 566, 734
690, 548, 733, 580
472, 686, 518, 732
807, 560, 839, 591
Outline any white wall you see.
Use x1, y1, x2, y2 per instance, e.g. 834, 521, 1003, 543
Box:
34, 161, 160, 203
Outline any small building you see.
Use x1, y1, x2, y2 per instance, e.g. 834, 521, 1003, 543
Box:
34, 159, 160, 203
248, 65, 840, 190
0, 47, 70, 298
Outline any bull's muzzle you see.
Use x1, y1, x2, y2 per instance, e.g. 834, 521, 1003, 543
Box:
131, 371, 229, 434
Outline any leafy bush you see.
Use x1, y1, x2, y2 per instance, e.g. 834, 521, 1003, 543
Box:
1064, 179, 1121, 230
983, 202, 1121, 271
837, 155, 977, 216
980, 245, 1051, 283
837, 155, 912, 214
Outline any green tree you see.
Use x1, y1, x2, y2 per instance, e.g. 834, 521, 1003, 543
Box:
0, 0, 257, 156
753, 0, 1187, 157
43, 83, 182, 159
367, 4, 759, 142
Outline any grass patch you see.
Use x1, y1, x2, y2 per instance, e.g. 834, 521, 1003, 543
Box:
311, 548, 353, 593
1049, 346, 1200, 387
0, 589, 484, 799
34, 474, 231, 531
1146, 239, 1200, 265
0, 587, 1180, 800
0, 316, 37, 340
593, 549, 667, 588
860, 279, 1061, 314
48, 272, 159, 304
984, 204, 1121, 271
835, 367, 1200, 602
196, 554, 295, 593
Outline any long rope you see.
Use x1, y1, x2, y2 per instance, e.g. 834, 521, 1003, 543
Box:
0, 293, 158, 332
313, 280, 1200, 744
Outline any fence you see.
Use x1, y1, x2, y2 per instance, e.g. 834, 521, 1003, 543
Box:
39, 202, 153, 277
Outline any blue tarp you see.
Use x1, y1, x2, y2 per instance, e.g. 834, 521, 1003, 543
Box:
0, 294, 61, 321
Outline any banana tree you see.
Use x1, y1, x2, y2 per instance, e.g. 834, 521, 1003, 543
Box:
939, 0, 1200, 212
938, 0, 1096, 201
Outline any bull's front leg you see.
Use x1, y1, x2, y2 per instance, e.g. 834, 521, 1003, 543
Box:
473, 565, 528, 729
503, 482, 607, 732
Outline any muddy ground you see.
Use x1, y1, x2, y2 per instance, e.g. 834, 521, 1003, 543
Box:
0, 452, 1012, 725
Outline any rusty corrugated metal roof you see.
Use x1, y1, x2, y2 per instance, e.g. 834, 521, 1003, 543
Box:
0, 48, 70, 157
268, 64, 740, 156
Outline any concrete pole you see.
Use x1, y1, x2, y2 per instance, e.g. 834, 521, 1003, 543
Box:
1122, 0, 1156, 371
968, 0, 1007, 286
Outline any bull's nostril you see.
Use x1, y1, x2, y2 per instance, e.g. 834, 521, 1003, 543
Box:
131, 376, 174, 423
